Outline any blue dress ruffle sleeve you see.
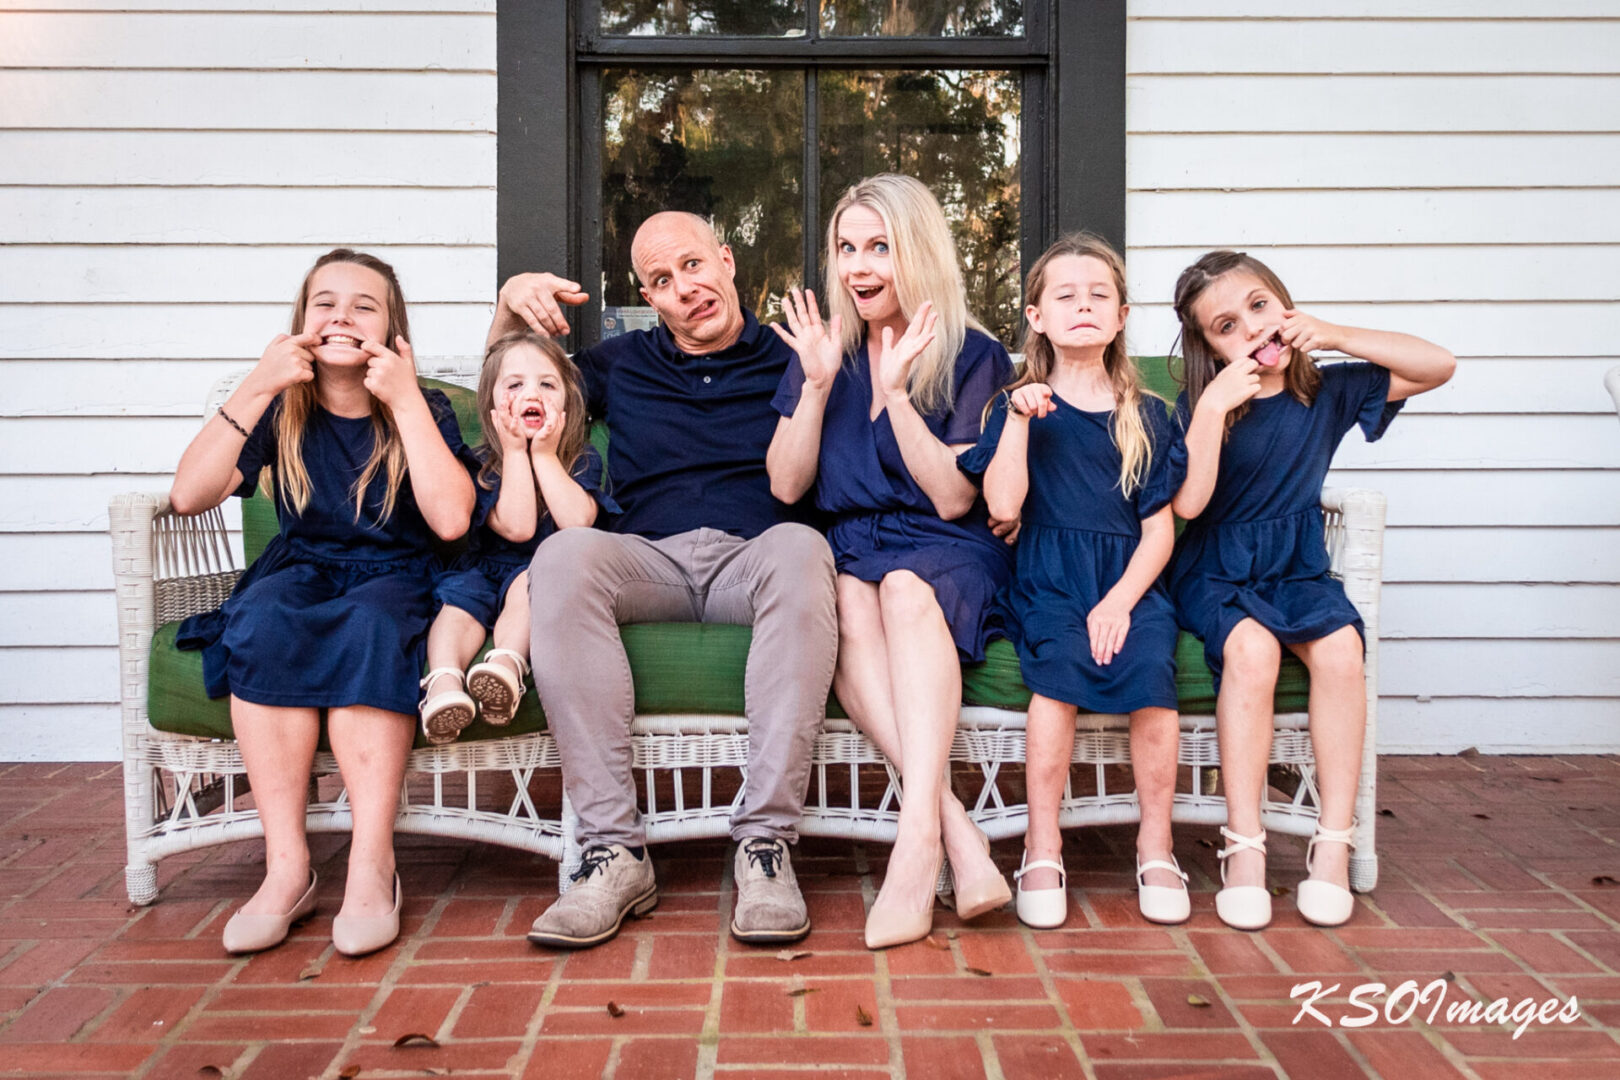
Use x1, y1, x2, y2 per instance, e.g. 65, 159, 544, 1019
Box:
1166, 361, 1404, 687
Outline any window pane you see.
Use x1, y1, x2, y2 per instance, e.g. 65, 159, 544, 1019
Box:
821, 0, 1023, 37
601, 69, 804, 321
820, 69, 1022, 347
601, 1, 806, 36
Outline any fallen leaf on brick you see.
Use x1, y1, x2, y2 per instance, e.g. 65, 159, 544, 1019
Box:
924, 935, 949, 950
606, 1001, 626, 1018
775, 949, 812, 962
1593, 876, 1619, 887
338, 1066, 361, 1079
1472, 814, 1491, 820
297, 958, 326, 982
965, 967, 993, 978
1442, 971, 1456, 982
1186, 994, 1211, 1007
1377, 809, 1395, 818
392, 1033, 440, 1049
946, 930, 958, 940
1195, 838, 1215, 848
1457, 747, 1479, 757
855, 1004, 873, 1027
1268, 885, 1291, 897
1528, 775, 1563, 783
196, 1068, 224, 1079
786, 986, 819, 997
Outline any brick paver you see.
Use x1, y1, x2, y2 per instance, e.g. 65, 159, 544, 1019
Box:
0, 757, 1615, 1077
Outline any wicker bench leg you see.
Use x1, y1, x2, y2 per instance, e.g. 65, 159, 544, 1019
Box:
1349, 852, 1378, 893
125, 862, 159, 906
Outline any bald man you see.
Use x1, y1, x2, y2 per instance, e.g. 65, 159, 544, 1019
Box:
488, 213, 837, 950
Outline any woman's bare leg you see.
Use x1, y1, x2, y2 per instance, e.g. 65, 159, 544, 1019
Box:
327, 705, 414, 919
231, 699, 320, 915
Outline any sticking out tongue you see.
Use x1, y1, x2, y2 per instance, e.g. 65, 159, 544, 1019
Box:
1253, 334, 1285, 368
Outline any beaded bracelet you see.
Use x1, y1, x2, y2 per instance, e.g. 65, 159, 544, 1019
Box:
217, 405, 251, 438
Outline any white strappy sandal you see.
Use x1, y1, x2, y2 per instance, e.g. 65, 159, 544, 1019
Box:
466, 648, 530, 726
1136, 855, 1191, 925
1297, 821, 1357, 927
1013, 850, 1068, 929
1215, 826, 1271, 930
419, 668, 476, 745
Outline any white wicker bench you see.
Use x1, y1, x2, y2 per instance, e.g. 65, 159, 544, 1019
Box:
112, 377, 1386, 904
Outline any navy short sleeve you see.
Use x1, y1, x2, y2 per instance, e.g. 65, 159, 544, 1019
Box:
1133, 398, 1179, 519
231, 396, 282, 499
1321, 361, 1404, 443
941, 335, 1014, 446
423, 389, 469, 458
573, 344, 611, 420
956, 392, 1011, 484
570, 443, 622, 516
772, 354, 807, 418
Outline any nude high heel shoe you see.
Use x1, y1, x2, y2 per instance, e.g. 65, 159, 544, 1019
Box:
865, 844, 942, 950
950, 825, 1012, 921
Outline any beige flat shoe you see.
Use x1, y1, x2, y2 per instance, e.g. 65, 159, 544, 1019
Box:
332, 874, 402, 957
222, 871, 318, 954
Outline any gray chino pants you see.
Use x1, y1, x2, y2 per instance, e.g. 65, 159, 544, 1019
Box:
528, 523, 838, 848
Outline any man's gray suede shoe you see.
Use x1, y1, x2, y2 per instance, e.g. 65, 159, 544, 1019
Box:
528, 843, 657, 949
731, 837, 811, 944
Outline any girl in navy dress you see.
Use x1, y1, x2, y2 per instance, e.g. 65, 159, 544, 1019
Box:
767, 174, 1015, 949
958, 235, 1188, 929
1168, 250, 1454, 929
170, 249, 475, 956
419, 331, 616, 743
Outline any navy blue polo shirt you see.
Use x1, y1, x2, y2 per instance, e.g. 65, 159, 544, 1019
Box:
574, 308, 795, 540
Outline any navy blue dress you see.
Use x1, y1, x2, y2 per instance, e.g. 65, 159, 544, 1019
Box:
959, 393, 1180, 712
434, 444, 618, 628
176, 390, 468, 717
773, 328, 1015, 661
1167, 362, 1403, 686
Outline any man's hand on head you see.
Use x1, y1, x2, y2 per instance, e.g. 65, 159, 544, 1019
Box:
498, 273, 590, 338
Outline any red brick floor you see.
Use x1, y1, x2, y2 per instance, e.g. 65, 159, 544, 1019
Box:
2, 756, 1617, 1079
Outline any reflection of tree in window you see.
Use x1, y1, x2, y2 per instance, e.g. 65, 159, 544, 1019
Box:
600, 1, 803, 36
821, 0, 1023, 37
822, 70, 1021, 347
601, 69, 804, 318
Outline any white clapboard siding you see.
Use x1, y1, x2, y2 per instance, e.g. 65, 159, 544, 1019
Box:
1380, 640, 1620, 699
1130, 20, 1620, 74
1378, 699, 1620, 755
1, 594, 115, 648
0, 305, 495, 360
0, 1, 492, 10
6, 359, 277, 417
0, 12, 493, 70
0, 533, 115, 592
0, 131, 495, 188
1128, 75, 1620, 134
1129, 134, 1620, 190
1127, 5, 1620, 752
0, 649, 119, 705
1127, 247, 1620, 304
0, 246, 497, 305
1, 70, 493, 130
1, 189, 493, 246
1382, 528, 1620, 585
0, 706, 120, 764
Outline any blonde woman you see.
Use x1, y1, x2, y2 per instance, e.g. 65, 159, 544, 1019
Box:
767, 174, 1014, 949
170, 249, 475, 957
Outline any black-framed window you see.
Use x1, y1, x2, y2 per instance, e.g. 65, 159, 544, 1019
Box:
498, 0, 1124, 351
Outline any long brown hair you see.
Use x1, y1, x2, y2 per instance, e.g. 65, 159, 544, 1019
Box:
273, 248, 412, 522
1172, 250, 1321, 435
1005, 233, 1158, 497
475, 331, 589, 521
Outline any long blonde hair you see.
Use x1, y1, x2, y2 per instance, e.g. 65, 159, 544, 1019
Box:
1172, 249, 1321, 437
271, 249, 413, 523
825, 174, 986, 416
474, 332, 590, 520
1006, 233, 1158, 498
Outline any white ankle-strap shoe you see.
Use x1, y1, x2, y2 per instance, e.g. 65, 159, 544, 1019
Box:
1013, 851, 1067, 929
1136, 855, 1191, 925
1215, 826, 1271, 930
1297, 822, 1357, 927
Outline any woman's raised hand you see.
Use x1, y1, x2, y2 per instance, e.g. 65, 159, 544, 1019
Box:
361, 336, 423, 409
1201, 356, 1262, 416
247, 332, 319, 396
1009, 382, 1055, 420
877, 301, 938, 402
771, 288, 843, 391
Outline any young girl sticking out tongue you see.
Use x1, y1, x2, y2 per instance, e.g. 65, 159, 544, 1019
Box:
1168, 250, 1454, 930
958, 235, 1187, 930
